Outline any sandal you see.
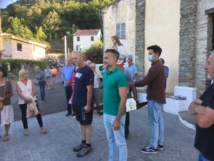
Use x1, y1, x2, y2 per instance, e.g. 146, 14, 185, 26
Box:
24, 129, 29, 136
3, 135, 9, 142
41, 127, 47, 134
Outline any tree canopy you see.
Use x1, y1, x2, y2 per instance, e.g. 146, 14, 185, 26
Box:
2, 0, 114, 52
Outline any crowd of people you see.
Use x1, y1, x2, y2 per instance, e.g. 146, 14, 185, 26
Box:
0, 35, 213, 161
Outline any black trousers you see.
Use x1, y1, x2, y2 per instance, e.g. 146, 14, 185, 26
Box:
65, 86, 72, 113
19, 101, 43, 129
125, 112, 130, 135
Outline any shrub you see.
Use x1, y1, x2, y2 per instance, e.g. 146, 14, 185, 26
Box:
84, 40, 103, 63
2, 59, 47, 71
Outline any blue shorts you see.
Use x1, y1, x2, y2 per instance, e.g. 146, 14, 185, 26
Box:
51, 75, 56, 78
45, 76, 51, 80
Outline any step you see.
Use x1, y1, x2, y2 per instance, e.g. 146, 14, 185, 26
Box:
178, 111, 196, 130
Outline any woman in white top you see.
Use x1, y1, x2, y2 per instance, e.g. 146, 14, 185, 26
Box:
0, 67, 14, 142
90, 63, 102, 114
16, 69, 46, 136
111, 35, 126, 56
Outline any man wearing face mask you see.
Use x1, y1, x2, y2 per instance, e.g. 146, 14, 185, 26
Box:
129, 45, 165, 154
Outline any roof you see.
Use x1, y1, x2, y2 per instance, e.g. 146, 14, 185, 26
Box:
2, 33, 47, 48
73, 29, 100, 36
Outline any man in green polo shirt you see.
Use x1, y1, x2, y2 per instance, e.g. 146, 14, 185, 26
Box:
103, 49, 128, 161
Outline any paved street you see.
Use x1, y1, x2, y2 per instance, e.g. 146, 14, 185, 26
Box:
0, 75, 198, 161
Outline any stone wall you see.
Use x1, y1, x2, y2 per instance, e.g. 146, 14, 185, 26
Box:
195, 0, 214, 95
101, 0, 136, 56
180, 0, 214, 95
135, 0, 145, 80
179, 0, 197, 87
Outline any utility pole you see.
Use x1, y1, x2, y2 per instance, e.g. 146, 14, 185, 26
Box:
63, 35, 67, 66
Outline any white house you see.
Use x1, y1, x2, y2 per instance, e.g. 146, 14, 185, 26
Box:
2, 33, 46, 60
73, 29, 101, 51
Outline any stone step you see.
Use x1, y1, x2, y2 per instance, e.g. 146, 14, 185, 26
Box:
178, 111, 196, 130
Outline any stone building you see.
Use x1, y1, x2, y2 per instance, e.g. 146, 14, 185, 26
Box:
2, 33, 46, 60
101, 0, 214, 95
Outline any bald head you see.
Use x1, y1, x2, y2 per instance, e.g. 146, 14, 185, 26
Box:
73, 51, 85, 67
204, 52, 214, 80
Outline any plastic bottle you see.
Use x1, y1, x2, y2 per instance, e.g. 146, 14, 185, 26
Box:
81, 107, 86, 121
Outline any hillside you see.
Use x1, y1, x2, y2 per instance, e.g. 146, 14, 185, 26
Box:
2, 0, 114, 52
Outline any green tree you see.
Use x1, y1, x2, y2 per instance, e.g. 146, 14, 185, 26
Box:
6, 17, 33, 39
35, 26, 47, 41
42, 10, 61, 41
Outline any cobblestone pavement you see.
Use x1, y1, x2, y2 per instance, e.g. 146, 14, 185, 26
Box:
0, 106, 198, 161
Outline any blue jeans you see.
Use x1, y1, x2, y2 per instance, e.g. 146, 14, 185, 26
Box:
147, 100, 164, 149
103, 114, 127, 161
198, 152, 211, 161
39, 81, 45, 101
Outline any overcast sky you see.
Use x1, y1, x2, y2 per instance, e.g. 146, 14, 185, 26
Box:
0, 0, 17, 9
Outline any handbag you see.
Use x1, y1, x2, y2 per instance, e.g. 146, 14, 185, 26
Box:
0, 82, 6, 110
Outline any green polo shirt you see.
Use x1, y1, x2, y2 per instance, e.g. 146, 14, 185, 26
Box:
103, 66, 127, 116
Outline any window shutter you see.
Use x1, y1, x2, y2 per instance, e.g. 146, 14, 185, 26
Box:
116, 23, 126, 39
116, 23, 121, 37
121, 23, 126, 39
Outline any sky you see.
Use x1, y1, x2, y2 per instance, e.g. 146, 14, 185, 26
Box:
0, 0, 17, 9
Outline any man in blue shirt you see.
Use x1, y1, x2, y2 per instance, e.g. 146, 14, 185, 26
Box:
126, 58, 138, 82
61, 57, 75, 116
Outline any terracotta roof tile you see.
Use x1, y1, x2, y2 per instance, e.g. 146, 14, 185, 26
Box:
73, 29, 100, 36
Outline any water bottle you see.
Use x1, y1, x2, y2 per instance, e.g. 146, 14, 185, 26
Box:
81, 107, 86, 121
68, 100, 72, 104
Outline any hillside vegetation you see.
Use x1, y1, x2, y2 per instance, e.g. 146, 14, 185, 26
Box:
2, 0, 114, 52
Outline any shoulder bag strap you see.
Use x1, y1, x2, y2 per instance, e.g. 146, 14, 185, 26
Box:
3, 81, 6, 98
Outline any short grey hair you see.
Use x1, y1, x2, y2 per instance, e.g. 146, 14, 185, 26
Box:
34, 66, 40, 70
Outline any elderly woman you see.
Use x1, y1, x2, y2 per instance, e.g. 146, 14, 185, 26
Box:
16, 69, 46, 136
0, 67, 14, 142
90, 63, 102, 115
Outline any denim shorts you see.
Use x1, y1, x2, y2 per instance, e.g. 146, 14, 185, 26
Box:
51, 75, 56, 78
45, 76, 51, 80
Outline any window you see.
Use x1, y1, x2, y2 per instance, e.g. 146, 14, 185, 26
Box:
77, 37, 80, 41
116, 23, 126, 39
76, 45, 81, 51
91, 36, 94, 41
17, 43, 22, 51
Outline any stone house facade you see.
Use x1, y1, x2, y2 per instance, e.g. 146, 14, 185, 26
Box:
2, 33, 46, 60
101, 0, 214, 95
101, 0, 136, 57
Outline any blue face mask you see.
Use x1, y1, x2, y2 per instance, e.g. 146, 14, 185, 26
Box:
147, 55, 153, 62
